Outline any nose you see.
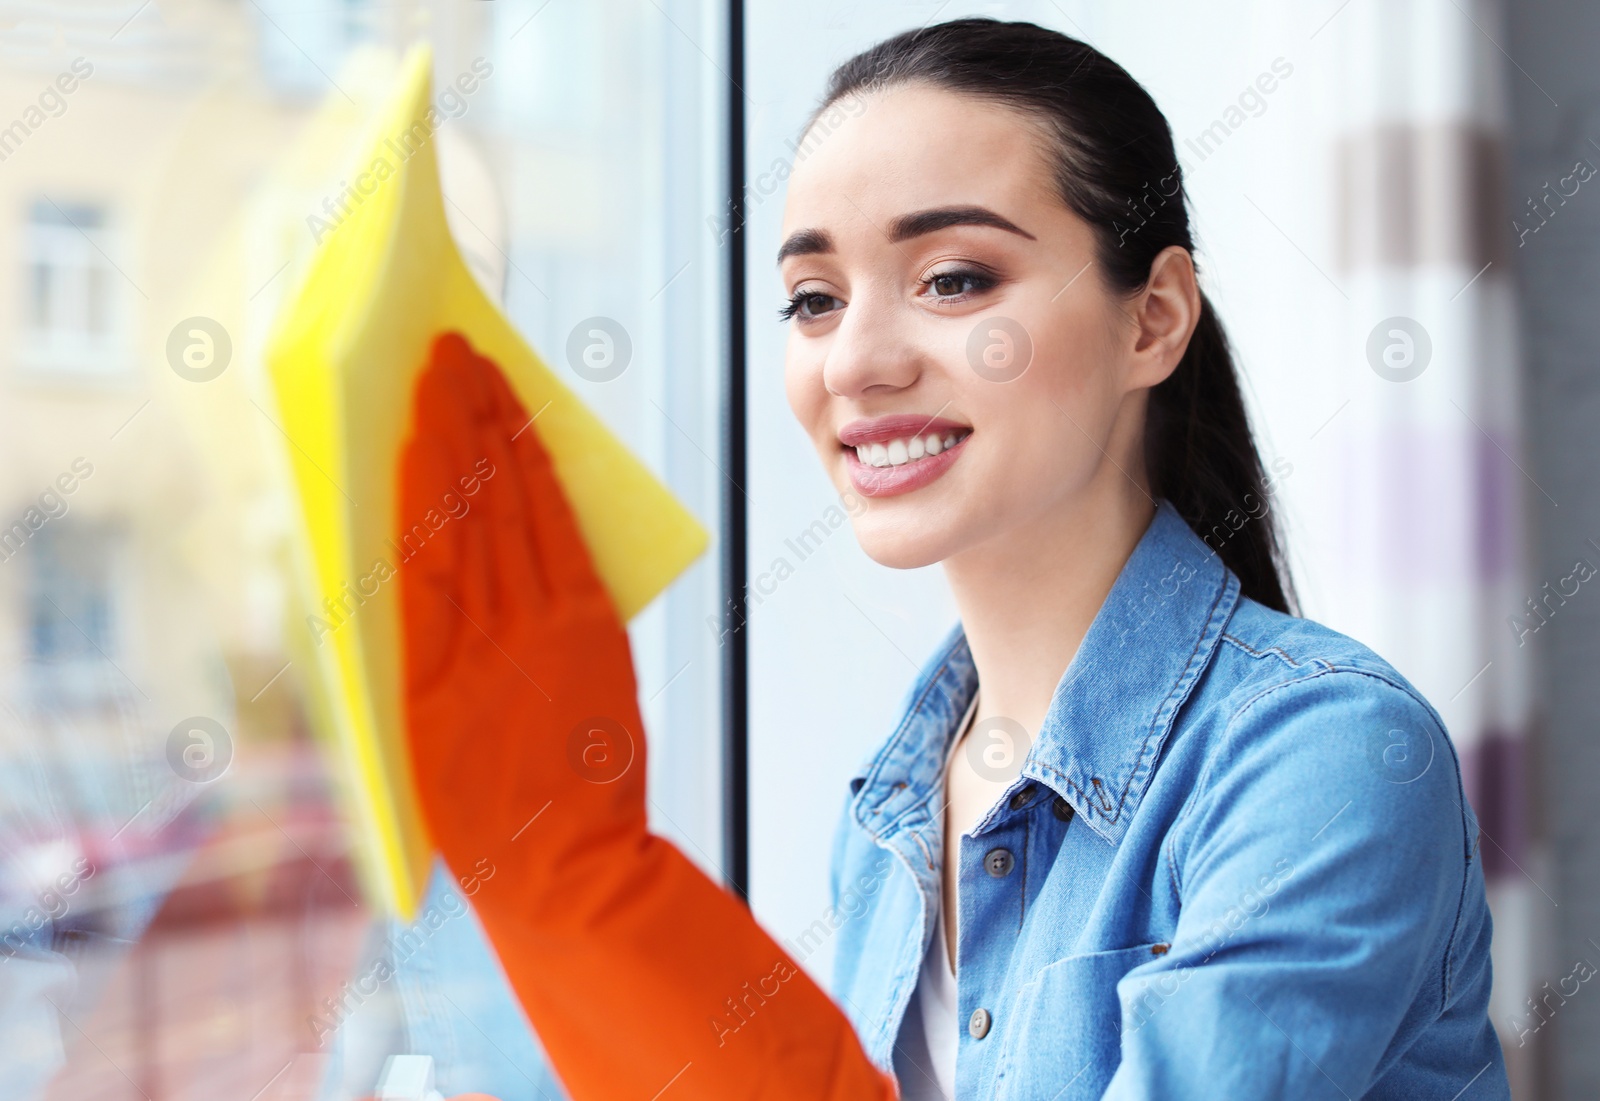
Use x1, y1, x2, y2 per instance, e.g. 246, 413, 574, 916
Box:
820, 292, 922, 398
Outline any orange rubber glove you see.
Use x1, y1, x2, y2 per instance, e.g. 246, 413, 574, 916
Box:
355, 1095, 498, 1100
399, 332, 898, 1101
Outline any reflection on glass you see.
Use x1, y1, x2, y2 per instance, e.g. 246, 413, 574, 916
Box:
0, 1, 725, 1097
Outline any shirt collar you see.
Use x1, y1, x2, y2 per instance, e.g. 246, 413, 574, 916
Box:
849, 500, 1240, 847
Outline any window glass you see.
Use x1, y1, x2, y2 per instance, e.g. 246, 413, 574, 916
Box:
0, 2, 729, 1097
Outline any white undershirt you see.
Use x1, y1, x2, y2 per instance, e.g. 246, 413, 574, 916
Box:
898, 691, 979, 1101
912, 905, 960, 1099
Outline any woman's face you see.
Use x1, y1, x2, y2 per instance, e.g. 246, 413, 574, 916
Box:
779, 83, 1188, 570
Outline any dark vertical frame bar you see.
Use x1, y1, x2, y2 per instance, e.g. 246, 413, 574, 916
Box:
722, 0, 750, 901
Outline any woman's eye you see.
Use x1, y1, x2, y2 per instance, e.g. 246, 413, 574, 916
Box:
779, 291, 841, 322
924, 269, 995, 300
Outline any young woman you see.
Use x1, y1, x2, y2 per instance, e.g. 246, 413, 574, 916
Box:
399, 18, 1509, 1101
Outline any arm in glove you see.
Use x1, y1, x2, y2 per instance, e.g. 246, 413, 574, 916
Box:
399, 333, 898, 1101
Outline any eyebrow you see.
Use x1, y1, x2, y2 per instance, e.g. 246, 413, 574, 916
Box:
775, 205, 1035, 265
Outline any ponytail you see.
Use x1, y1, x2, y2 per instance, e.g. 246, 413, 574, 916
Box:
1147, 297, 1294, 612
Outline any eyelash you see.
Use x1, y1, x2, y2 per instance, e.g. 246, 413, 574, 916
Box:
777, 291, 832, 323
778, 266, 998, 323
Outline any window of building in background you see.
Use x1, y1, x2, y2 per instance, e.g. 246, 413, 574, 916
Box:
18, 200, 123, 378
27, 522, 118, 659
24, 522, 124, 708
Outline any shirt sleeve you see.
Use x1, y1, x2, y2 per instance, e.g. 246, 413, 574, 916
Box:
1100, 668, 1507, 1101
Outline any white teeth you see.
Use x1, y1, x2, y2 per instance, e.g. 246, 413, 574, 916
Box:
850, 429, 968, 467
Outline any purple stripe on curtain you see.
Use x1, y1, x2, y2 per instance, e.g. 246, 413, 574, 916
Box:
1340, 427, 1522, 585
1340, 427, 1474, 584
1377, 430, 1472, 583
1474, 429, 1518, 580
1457, 728, 1531, 880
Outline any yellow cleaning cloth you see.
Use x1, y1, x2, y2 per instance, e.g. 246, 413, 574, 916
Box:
264, 46, 708, 920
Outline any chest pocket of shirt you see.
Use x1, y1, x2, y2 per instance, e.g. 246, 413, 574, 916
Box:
990, 941, 1164, 1101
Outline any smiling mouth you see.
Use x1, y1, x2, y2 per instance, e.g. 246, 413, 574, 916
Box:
847, 427, 972, 468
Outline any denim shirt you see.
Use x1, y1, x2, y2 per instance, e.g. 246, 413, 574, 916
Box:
829, 502, 1508, 1100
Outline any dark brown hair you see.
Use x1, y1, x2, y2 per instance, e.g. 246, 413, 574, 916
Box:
808, 18, 1295, 613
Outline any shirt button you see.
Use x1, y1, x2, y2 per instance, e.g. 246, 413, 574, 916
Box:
968, 1007, 993, 1039
1007, 785, 1037, 810
1052, 796, 1075, 823
983, 848, 1014, 877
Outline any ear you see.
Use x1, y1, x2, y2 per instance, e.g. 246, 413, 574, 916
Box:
1125, 245, 1201, 391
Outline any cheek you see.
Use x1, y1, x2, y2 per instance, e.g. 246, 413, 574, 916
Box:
970, 397, 1078, 507
1013, 304, 1123, 438
783, 340, 829, 445
965, 333, 1118, 504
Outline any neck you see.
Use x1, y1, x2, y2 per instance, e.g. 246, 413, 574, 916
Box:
943, 471, 1156, 739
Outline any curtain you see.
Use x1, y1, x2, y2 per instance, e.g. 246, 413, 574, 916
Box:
1322, 0, 1538, 1093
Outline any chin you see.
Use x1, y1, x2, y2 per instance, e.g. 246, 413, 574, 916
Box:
847, 512, 963, 571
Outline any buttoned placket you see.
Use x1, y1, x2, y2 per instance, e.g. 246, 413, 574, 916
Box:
876, 672, 1092, 1096
947, 778, 1077, 1096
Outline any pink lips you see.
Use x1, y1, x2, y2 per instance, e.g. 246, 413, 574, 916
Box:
837, 414, 972, 498
838, 414, 970, 447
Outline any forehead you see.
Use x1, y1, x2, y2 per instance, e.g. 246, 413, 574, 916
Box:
780, 84, 1059, 242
